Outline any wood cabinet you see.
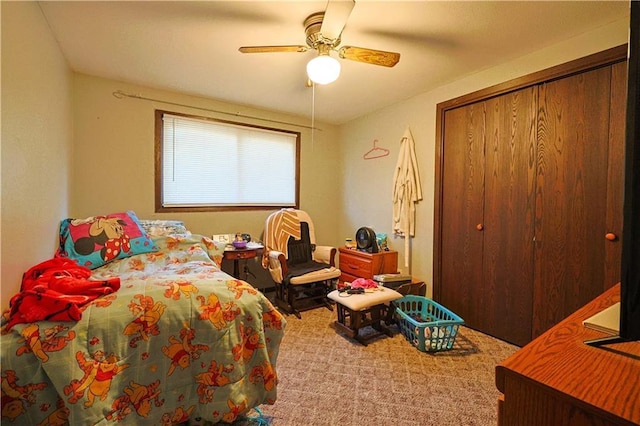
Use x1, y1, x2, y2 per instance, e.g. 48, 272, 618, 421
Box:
441, 87, 537, 346
496, 284, 640, 426
532, 62, 627, 337
338, 248, 398, 283
435, 46, 627, 346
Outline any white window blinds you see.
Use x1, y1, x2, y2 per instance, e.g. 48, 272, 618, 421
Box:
161, 113, 298, 207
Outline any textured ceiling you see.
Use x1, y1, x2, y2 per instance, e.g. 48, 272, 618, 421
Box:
38, 1, 629, 124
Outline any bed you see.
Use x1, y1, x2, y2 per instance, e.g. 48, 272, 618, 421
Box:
1, 212, 286, 425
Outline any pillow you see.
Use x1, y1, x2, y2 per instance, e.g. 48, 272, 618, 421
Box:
138, 219, 190, 238
57, 211, 159, 269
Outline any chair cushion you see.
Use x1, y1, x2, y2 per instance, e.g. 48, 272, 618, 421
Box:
287, 222, 314, 265
327, 287, 402, 311
289, 266, 341, 285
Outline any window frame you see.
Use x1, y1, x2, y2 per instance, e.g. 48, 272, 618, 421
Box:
154, 109, 301, 213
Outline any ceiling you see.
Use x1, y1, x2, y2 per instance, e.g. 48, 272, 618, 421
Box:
38, 1, 630, 125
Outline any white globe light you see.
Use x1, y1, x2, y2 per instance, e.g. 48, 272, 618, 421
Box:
306, 55, 341, 85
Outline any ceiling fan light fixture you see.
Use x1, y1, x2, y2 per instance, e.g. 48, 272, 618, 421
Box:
307, 54, 341, 85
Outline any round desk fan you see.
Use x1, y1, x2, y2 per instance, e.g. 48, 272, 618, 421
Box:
356, 227, 379, 253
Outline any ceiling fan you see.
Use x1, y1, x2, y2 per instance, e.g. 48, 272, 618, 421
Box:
238, 0, 400, 85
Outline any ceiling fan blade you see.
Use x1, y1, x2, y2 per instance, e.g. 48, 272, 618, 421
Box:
338, 46, 400, 67
239, 45, 308, 54
320, 0, 355, 40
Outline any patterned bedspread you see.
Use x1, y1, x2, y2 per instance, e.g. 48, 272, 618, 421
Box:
1, 234, 286, 425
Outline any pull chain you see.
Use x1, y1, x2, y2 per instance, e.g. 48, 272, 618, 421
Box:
311, 82, 316, 151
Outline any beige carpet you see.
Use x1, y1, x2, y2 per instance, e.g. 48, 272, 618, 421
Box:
258, 306, 519, 426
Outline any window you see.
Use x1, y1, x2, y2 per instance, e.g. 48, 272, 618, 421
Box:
155, 110, 300, 212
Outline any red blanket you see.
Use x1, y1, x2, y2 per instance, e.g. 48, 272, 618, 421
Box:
6, 258, 120, 330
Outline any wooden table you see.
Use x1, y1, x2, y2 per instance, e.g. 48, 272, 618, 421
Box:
223, 246, 262, 279
496, 283, 640, 426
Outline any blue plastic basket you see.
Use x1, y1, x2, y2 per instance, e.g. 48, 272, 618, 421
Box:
394, 295, 464, 352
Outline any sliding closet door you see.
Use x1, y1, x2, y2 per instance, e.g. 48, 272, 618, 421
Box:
440, 89, 536, 345
436, 47, 627, 346
440, 103, 485, 330
483, 88, 537, 346
533, 66, 614, 337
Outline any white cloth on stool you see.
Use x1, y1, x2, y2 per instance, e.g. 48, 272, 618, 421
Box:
328, 287, 402, 311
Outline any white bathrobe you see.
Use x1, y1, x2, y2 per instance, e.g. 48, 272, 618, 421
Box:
392, 128, 423, 268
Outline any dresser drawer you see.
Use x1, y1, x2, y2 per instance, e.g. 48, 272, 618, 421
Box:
339, 271, 361, 284
340, 253, 373, 278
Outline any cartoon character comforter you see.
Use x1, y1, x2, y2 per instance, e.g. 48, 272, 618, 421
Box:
1, 234, 286, 425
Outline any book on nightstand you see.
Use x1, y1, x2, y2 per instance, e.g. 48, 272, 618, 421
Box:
582, 302, 620, 335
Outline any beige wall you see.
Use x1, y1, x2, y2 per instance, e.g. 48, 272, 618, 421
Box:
1, 2, 73, 310
71, 74, 342, 246
337, 18, 630, 297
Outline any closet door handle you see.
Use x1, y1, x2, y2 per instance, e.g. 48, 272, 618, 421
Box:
605, 232, 617, 241
476, 224, 484, 231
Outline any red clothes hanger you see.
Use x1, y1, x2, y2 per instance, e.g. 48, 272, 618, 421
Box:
363, 139, 390, 160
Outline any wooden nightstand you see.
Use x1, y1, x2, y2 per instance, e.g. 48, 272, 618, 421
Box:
223, 246, 262, 279
338, 247, 398, 283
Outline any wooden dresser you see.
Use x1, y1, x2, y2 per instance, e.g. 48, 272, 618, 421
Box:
496, 284, 640, 426
338, 248, 397, 283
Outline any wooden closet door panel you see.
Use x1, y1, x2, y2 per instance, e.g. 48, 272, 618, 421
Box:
440, 104, 485, 329
604, 61, 627, 289
533, 66, 612, 337
483, 87, 537, 346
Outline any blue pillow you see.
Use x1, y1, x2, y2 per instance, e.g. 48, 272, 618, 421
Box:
57, 211, 158, 269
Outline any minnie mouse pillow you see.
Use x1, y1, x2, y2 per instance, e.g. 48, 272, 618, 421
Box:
57, 210, 158, 269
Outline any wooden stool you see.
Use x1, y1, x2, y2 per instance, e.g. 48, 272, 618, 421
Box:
327, 287, 402, 346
